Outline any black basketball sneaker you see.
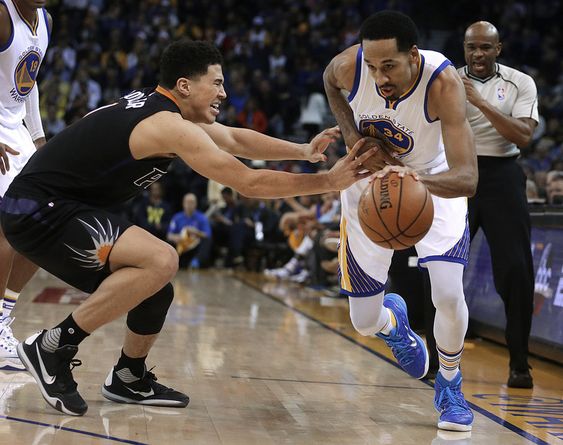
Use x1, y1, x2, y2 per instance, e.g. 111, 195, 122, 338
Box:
17, 330, 88, 416
102, 367, 189, 407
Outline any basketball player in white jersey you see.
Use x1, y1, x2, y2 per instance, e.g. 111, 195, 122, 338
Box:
0, 0, 51, 371
459, 22, 538, 389
324, 11, 477, 431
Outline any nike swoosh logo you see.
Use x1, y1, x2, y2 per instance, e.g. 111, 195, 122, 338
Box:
24, 331, 42, 345
407, 333, 417, 348
126, 386, 154, 397
36, 343, 56, 385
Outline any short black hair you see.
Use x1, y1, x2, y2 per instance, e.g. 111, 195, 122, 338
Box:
159, 39, 223, 88
359, 11, 419, 52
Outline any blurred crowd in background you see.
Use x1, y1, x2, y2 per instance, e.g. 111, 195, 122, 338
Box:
37, 0, 563, 285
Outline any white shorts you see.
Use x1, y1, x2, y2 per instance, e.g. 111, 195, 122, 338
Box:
0, 124, 36, 197
338, 177, 469, 297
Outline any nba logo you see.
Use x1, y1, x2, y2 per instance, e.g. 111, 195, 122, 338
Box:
497, 87, 505, 101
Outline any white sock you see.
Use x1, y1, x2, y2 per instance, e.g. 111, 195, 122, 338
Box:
437, 346, 463, 381
1, 289, 19, 321
379, 308, 396, 335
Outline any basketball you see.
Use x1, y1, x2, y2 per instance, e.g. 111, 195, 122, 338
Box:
358, 172, 434, 250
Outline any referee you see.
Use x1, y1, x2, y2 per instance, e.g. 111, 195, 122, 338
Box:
459, 21, 538, 388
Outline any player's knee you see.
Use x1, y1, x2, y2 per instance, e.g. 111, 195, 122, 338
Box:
432, 288, 465, 318
350, 312, 380, 336
151, 243, 179, 282
126, 282, 175, 335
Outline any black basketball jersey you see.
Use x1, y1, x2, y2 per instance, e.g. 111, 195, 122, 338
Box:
9, 88, 179, 208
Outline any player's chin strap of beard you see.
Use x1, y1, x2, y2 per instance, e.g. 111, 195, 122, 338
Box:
126, 283, 174, 335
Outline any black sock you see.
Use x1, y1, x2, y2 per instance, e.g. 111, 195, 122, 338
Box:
115, 350, 147, 379
41, 314, 90, 352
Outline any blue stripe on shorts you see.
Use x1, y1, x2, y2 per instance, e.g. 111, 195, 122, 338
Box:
418, 218, 470, 267
339, 241, 386, 297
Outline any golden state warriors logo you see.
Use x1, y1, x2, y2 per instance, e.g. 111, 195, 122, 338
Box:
14, 50, 41, 96
360, 119, 414, 157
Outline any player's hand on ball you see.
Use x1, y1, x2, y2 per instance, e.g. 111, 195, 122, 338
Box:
0, 143, 20, 175
374, 165, 419, 181
327, 138, 375, 189
358, 135, 403, 172
304, 126, 341, 163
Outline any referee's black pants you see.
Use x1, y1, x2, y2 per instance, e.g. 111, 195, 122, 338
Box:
468, 155, 534, 372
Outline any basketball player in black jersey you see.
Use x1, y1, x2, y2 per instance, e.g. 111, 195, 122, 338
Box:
0, 39, 373, 416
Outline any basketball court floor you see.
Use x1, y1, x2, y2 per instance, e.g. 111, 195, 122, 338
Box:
0, 269, 561, 444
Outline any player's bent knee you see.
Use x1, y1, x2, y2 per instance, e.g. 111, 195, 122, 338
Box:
151, 243, 179, 282
126, 282, 175, 335
350, 316, 380, 336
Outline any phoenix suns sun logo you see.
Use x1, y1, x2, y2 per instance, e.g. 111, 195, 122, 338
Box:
65, 218, 120, 270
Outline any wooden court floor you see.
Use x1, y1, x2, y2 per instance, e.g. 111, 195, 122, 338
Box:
0, 269, 561, 445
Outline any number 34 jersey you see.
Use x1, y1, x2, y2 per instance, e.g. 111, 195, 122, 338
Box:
339, 48, 468, 286
348, 47, 453, 175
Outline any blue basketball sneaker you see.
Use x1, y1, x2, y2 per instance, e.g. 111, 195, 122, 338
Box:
376, 293, 429, 379
434, 371, 473, 431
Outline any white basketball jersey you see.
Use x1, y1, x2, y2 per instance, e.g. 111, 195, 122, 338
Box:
348, 48, 453, 174
0, 0, 49, 129
339, 48, 468, 290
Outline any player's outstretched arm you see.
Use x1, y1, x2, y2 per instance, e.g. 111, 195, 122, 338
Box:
131, 112, 375, 199
420, 66, 478, 198
198, 122, 340, 163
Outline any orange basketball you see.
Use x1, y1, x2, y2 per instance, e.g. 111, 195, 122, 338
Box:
358, 172, 434, 250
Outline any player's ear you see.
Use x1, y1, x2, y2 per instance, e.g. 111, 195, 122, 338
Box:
176, 78, 190, 97
496, 42, 502, 57
409, 45, 419, 64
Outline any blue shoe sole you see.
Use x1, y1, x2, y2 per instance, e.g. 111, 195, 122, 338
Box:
438, 420, 472, 432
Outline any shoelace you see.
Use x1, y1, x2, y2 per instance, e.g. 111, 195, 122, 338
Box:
384, 334, 415, 365
0, 317, 15, 336
57, 358, 82, 391
0, 317, 19, 349
436, 385, 469, 415
143, 368, 158, 383
139, 367, 173, 394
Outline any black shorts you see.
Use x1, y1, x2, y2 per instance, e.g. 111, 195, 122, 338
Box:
0, 194, 133, 293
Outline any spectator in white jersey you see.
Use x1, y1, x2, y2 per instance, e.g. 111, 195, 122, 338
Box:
459, 21, 538, 388
0, 0, 51, 371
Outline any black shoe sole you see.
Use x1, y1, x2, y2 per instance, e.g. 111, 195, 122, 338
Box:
101, 385, 189, 407
507, 380, 533, 389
